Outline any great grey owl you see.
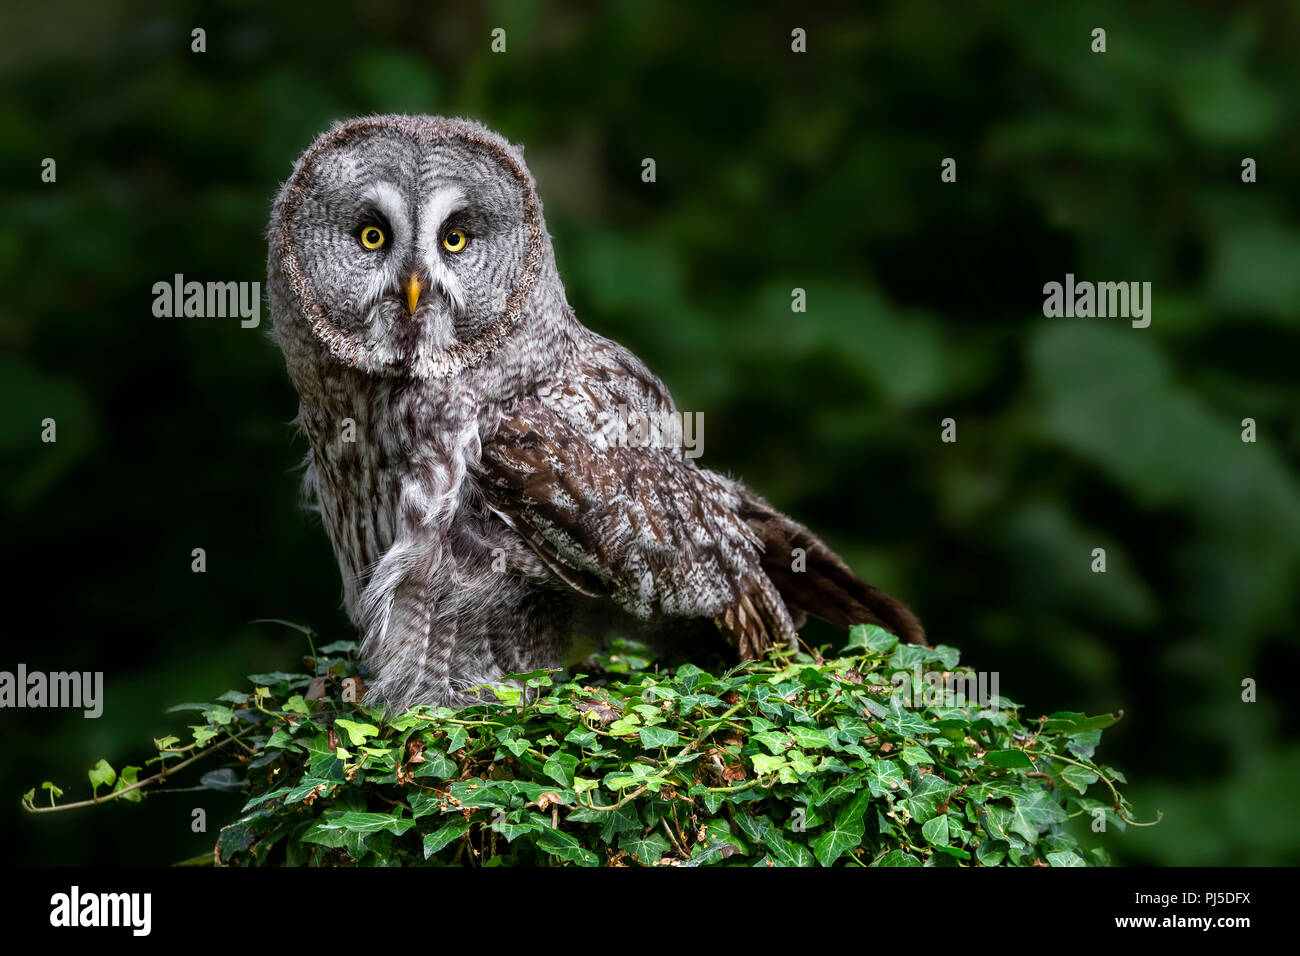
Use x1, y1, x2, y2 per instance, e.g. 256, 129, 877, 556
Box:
267, 115, 923, 712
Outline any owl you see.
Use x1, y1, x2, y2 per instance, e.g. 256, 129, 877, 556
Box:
267, 115, 923, 712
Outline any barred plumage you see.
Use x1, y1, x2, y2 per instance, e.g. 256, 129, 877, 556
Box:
268, 115, 923, 712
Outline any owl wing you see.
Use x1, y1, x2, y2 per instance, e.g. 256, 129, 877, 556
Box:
732, 488, 926, 645
478, 395, 796, 659
478, 399, 925, 658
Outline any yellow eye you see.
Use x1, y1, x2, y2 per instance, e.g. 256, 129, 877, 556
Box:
359, 226, 385, 250
442, 228, 468, 253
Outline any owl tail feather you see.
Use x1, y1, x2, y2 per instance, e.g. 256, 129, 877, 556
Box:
736, 491, 926, 646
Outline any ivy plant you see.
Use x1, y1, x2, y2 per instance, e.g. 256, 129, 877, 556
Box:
24, 624, 1151, 866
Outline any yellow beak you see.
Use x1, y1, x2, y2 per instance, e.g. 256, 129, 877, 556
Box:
405, 274, 422, 314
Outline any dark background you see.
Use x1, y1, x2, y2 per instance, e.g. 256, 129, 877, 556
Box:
2, 0, 1297, 866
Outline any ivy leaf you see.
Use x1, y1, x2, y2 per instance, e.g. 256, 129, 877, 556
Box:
883, 709, 936, 738
903, 773, 957, 824
873, 849, 922, 867
536, 827, 600, 866
444, 726, 469, 753
606, 715, 641, 736
1042, 712, 1120, 734
812, 790, 872, 866
500, 737, 532, 758
846, 624, 898, 655
111, 766, 142, 804
334, 718, 379, 746
423, 817, 471, 858
864, 759, 908, 797
788, 726, 834, 750
88, 759, 116, 792
921, 813, 950, 846
1047, 849, 1086, 867
413, 754, 458, 779
49, 620, 1129, 868
751, 753, 789, 777
543, 752, 578, 788
752, 730, 790, 754
976, 839, 1008, 866
639, 726, 680, 749
497, 811, 551, 843
983, 749, 1034, 769
1006, 790, 1068, 844
901, 745, 935, 766
1061, 764, 1099, 793
620, 831, 670, 865
331, 810, 416, 835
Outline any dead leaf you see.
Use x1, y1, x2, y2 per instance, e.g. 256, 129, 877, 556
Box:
575, 697, 621, 725
721, 761, 747, 783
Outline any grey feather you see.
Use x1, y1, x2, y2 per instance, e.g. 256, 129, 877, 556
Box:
267, 115, 923, 713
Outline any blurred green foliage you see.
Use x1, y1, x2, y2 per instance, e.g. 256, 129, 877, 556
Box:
1, 0, 1297, 865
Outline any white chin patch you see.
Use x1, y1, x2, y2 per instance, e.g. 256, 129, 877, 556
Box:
421, 306, 457, 354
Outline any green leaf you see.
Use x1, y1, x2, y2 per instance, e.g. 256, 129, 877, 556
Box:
1061, 764, 1099, 794
639, 726, 680, 749
46, 620, 1129, 868
88, 759, 116, 792
883, 709, 936, 738
536, 827, 600, 866
1042, 712, 1120, 734
302, 810, 416, 845
423, 817, 471, 858
606, 715, 641, 736
873, 849, 922, 867
976, 839, 1008, 866
846, 624, 898, 655
788, 726, 835, 750
864, 759, 908, 797
500, 737, 532, 758
812, 790, 872, 866
1047, 849, 1086, 867
903, 773, 957, 824
334, 718, 379, 746
413, 754, 458, 779
921, 813, 950, 846
1006, 790, 1068, 844
901, 745, 935, 766
751, 753, 789, 777
543, 752, 578, 788
111, 766, 142, 803
983, 749, 1034, 769
620, 831, 670, 864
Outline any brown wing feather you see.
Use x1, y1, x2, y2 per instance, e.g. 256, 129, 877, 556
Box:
478, 397, 795, 659
736, 490, 926, 645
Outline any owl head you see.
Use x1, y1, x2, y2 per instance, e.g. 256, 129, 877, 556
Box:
267, 115, 557, 380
